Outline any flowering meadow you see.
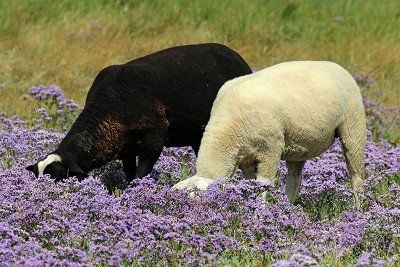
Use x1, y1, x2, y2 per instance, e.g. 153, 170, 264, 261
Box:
0, 76, 399, 266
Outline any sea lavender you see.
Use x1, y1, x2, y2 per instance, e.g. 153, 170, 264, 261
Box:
0, 85, 399, 266
352, 73, 375, 88
28, 85, 80, 130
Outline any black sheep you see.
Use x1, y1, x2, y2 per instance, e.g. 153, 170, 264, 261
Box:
26, 43, 252, 181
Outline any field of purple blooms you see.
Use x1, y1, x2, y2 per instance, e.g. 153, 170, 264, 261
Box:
1, 75, 399, 266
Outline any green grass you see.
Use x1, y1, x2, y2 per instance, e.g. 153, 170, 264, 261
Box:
0, 0, 399, 119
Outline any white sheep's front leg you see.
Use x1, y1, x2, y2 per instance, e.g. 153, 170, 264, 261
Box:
256, 142, 283, 184
255, 147, 283, 201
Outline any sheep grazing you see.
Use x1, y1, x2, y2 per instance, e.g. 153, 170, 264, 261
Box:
173, 61, 367, 205
26, 43, 252, 182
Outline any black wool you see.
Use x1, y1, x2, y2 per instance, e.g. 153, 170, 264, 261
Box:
30, 43, 252, 181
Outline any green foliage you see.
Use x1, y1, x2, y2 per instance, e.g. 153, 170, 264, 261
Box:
384, 130, 400, 147
181, 164, 191, 180
0, 0, 400, 117
300, 194, 353, 221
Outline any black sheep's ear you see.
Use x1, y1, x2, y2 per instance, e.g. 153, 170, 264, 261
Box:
26, 164, 39, 177
26, 164, 35, 172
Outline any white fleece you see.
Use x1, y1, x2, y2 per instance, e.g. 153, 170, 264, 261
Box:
173, 61, 367, 204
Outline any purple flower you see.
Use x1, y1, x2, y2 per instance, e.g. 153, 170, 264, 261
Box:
271, 254, 319, 267
352, 74, 375, 88
0, 83, 399, 265
355, 249, 386, 267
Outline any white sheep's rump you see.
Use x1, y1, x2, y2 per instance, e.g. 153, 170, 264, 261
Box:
173, 61, 367, 205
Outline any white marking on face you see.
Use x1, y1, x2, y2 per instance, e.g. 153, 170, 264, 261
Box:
38, 154, 62, 176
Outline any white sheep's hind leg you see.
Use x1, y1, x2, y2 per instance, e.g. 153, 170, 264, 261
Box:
285, 160, 306, 204
338, 129, 366, 192
341, 137, 366, 209
337, 107, 367, 209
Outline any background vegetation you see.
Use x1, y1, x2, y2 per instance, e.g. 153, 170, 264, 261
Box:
1, 0, 399, 118
0, 1, 399, 265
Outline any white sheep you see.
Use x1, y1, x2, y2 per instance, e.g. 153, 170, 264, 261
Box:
173, 61, 367, 205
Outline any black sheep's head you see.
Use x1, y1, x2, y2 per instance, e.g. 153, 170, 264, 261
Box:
26, 153, 88, 182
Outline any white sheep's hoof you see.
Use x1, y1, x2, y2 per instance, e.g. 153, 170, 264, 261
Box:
172, 176, 213, 191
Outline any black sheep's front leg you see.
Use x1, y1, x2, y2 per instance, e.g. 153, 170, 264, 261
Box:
135, 127, 167, 178
122, 149, 137, 182
191, 141, 200, 156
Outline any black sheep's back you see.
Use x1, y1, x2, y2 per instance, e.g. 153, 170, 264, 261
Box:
84, 43, 252, 147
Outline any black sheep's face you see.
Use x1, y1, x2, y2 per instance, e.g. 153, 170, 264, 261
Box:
26, 154, 87, 182
26, 161, 68, 182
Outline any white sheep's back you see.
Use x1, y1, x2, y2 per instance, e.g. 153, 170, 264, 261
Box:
209, 61, 362, 160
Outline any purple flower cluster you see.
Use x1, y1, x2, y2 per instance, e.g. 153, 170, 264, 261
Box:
271, 254, 319, 267
350, 73, 400, 145
28, 85, 79, 113
0, 86, 399, 266
364, 98, 400, 145
28, 85, 80, 130
352, 73, 375, 88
